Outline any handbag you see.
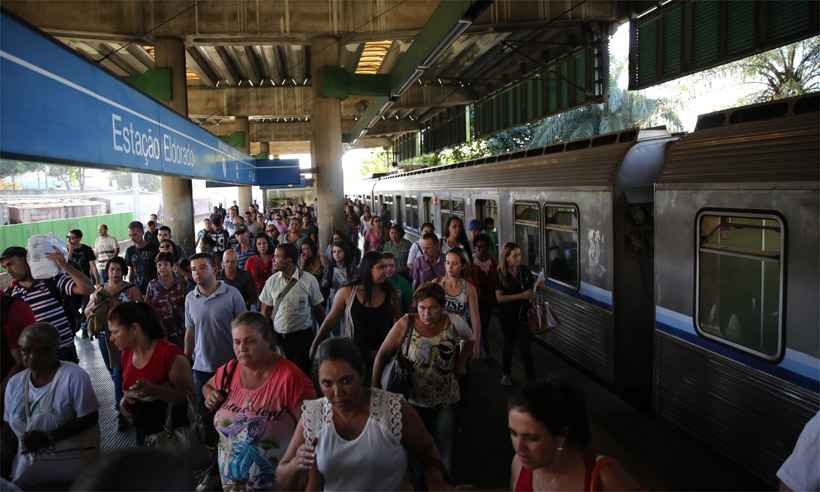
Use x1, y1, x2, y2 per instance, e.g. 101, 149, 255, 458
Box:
145, 398, 211, 470
380, 315, 415, 396
528, 288, 560, 335
199, 358, 239, 447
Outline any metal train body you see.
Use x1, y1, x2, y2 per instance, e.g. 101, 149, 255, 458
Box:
347, 94, 819, 483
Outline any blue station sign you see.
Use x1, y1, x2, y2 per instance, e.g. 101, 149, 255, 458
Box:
0, 11, 298, 187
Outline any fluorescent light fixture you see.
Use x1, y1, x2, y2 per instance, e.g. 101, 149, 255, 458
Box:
359, 129, 367, 139
368, 115, 380, 128
419, 19, 471, 69
392, 69, 423, 98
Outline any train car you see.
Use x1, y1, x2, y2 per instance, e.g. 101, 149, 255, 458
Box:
368, 127, 675, 408
653, 94, 819, 483
347, 94, 819, 483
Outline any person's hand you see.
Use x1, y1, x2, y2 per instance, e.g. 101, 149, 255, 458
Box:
294, 438, 318, 470
120, 395, 136, 417
21, 430, 52, 453
308, 339, 320, 361
472, 342, 481, 360
520, 290, 534, 301
46, 248, 67, 269
204, 389, 226, 411
130, 379, 161, 399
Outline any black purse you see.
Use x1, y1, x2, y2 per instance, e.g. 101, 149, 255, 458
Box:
380, 315, 415, 396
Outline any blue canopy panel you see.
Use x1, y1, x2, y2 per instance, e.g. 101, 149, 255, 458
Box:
0, 11, 291, 187
205, 159, 301, 188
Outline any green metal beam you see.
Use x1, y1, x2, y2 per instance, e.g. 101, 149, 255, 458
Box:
350, 0, 490, 140
126, 67, 172, 101
219, 132, 246, 150
320, 66, 392, 98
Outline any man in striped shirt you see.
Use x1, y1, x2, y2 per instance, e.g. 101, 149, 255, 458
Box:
0, 246, 93, 363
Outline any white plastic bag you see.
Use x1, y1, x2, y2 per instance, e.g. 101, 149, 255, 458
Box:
27, 233, 67, 279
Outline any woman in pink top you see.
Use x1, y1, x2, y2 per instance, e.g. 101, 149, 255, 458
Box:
203, 312, 315, 491
364, 216, 385, 253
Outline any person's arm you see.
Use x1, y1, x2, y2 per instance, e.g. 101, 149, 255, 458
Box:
202, 372, 226, 411
130, 355, 193, 403
89, 260, 100, 286
261, 302, 273, 318
309, 277, 325, 325
372, 317, 408, 388
495, 288, 531, 304
47, 249, 93, 296
311, 287, 350, 358
277, 418, 318, 491
598, 460, 642, 491
400, 401, 450, 490
467, 283, 481, 359
21, 411, 99, 453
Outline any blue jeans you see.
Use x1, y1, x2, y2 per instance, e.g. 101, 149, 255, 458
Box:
97, 334, 123, 409
192, 370, 215, 412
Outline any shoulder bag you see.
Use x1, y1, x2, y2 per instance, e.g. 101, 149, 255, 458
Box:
145, 397, 211, 470
527, 282, 560, 336
380, 315, 415, 397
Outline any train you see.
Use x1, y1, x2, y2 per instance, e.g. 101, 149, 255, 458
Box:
346, 93, 819, 484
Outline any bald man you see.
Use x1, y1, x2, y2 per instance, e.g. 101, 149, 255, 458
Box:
219, 249, 257, 310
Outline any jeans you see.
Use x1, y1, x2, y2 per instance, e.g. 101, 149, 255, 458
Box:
414, 405, 455, 474
192, 370, 215, 411
502, 320, 535, 380
274, 329, 314, 377
97, 334, 123, 409
99, 267, 109, 285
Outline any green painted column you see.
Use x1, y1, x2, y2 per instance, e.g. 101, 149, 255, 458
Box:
311, 36, 346, 251
155, 37, 195, 255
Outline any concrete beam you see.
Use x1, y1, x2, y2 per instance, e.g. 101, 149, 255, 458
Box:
203, 119, 357, 142
186, 85, 471, 118
3, 0, 441, 42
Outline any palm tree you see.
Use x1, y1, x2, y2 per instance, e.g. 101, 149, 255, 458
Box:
732, 36, 820, 102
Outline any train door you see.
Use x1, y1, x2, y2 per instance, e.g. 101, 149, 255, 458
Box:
423, 196, 432, 225
395, 195, 403, 226
513, 202, 542, 273
476, 198, 499, 254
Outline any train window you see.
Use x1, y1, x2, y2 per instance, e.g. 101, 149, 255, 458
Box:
405, 197, 419, 230
514, 202, 542, 273
423, 196, 432, 224
382, 195, 394, 224
544, 204, 579, 289
395, 195, 403, 226
696, 211, 784, 360
439, 198, 465, 233
476, 199, 499, 251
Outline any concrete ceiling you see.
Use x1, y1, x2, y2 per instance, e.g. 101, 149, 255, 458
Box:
4, 0, 626, 149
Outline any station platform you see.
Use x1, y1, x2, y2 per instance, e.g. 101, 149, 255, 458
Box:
75, 316, 769, 491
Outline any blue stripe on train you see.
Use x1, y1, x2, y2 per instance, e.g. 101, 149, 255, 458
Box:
655, 307, 819, 393
544, 280, 614, 312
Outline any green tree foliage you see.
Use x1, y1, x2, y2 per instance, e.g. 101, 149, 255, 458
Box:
708, 36, 820, 103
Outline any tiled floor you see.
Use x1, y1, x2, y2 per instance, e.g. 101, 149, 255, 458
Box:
75, 336, 135, 449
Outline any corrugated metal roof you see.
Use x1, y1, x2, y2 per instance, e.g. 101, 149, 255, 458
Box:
660, 111, 819, 185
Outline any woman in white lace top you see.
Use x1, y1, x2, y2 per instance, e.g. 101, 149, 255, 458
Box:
277, 338, 447, 491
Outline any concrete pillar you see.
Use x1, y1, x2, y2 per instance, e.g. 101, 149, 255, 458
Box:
311, 36, 346, 251
155, 37, 195, 256
236, 116, 252, 212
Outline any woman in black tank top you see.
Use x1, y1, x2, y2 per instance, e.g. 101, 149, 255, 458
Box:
311, 251, 400, 375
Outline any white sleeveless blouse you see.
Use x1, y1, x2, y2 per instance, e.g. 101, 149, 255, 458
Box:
302, 389, 407, 491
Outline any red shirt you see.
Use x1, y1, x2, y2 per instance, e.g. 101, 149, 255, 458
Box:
2, 294, 35, 380
121, 339, 182, 391
245, 254, 275, 292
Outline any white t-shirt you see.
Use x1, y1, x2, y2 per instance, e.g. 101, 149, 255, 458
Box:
777, 411, 819, 492
259, 270, 324, 334
3, 362, 98, 438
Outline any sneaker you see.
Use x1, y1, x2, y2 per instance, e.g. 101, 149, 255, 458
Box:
500, 375, 513, 386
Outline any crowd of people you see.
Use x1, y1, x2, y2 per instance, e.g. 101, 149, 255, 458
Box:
1, 198, 817, 492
